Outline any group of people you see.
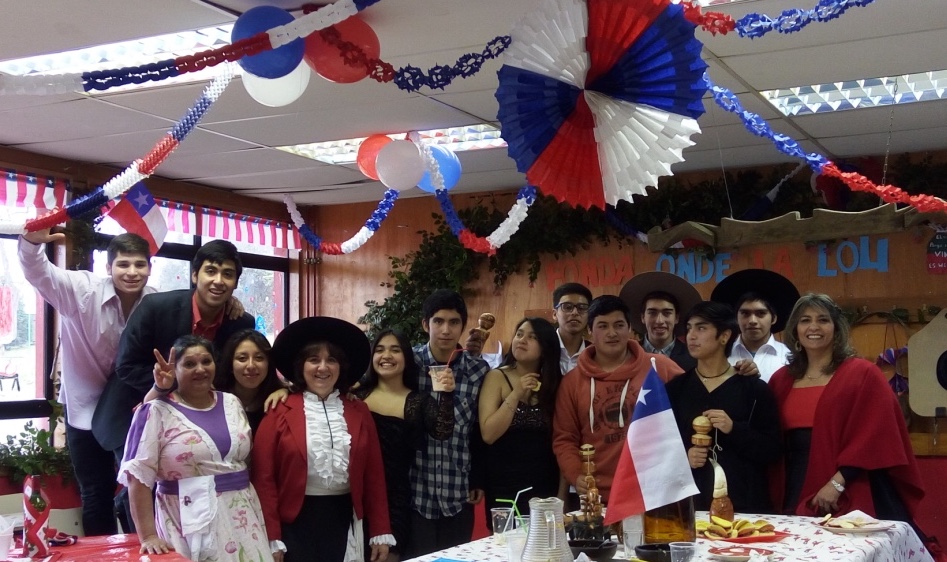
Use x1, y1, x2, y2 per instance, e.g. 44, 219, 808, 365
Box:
17, 223, 929, 562
551, 272, 926, 541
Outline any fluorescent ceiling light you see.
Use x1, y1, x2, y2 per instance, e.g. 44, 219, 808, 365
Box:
762, 69, 947, 117
0, 24, 236, 92
277, 124, 507, 165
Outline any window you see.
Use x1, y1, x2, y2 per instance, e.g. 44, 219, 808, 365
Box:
0, 237, 53, 438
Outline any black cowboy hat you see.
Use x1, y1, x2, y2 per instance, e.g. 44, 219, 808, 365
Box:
271, 317, 370, 388
710, 269, 800, 333
619, 272, 702, 336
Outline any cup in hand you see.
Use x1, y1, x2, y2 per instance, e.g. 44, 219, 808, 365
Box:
429, 365, 453, 392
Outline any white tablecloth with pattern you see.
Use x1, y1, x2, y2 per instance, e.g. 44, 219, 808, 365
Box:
404, 512, 934, 562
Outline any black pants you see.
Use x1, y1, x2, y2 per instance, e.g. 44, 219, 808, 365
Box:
406, 504, 474, 559
284, 494, 353, 562
65, 423, 118, 536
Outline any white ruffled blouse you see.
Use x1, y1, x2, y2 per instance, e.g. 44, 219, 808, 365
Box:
303, 390, 352, 495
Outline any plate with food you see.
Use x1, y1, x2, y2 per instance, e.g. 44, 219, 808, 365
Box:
708, 546, 774, 561
698, 517, 788, 543
719, 531, 791, 544
815, 513, 894, 534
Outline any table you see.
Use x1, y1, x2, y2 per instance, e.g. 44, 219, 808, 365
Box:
404, 513, 935, 562
5, 533, 189, 562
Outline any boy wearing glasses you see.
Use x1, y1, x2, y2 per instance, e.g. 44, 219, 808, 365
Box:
552, 282, 593, 375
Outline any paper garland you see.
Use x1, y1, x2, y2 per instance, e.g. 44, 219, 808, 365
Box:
0, 66, 233, 235
705, 72, 947, 214
284, 188, 400, 255
679, 0, 877, 39
1, 0, 507, 97
284, 137, 538, 256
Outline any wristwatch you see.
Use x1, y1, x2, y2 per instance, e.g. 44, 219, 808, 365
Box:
830, 479, 845, 493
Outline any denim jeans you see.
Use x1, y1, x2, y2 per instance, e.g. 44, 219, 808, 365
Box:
65, 422, 119, 536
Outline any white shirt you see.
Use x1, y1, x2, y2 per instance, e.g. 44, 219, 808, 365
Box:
303, 390, 351, 495
17, 237, 155, 430
558, 329, 586, 376
728, 334, 790, 383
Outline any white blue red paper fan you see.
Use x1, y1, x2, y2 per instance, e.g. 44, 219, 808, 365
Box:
496, 0, 707, 209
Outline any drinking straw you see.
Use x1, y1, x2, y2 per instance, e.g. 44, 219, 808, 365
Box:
497, 486, 533, 533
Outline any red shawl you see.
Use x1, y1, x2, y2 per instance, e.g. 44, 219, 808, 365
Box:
769, 358, 924, 517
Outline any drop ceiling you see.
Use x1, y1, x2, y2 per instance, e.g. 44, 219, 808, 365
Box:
1, 0, 945, 207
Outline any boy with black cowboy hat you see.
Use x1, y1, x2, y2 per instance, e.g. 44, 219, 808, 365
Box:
619, 272, 703, 371
711, 269, 800, 382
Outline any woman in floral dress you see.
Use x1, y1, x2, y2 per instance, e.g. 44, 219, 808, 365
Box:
119, 334, 272, 561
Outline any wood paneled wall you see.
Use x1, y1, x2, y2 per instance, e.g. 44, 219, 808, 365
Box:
312, 192, 946, 349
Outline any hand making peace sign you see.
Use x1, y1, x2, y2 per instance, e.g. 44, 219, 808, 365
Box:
153, 347, 176, 392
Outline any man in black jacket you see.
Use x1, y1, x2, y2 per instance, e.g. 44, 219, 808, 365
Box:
92, 240, 253, 527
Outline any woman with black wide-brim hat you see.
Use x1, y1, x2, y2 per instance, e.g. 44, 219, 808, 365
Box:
251, 317, 394, 562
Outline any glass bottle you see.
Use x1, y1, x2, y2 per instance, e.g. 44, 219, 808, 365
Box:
643, 496, 696, 544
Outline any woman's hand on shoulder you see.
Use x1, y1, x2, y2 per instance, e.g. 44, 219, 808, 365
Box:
264, 388, 290, 412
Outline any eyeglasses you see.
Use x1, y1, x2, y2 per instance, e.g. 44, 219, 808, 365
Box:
555, 302, 590, 314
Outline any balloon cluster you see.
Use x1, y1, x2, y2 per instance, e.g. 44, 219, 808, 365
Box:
355, 134, 462, 193
233, 6, 380, 107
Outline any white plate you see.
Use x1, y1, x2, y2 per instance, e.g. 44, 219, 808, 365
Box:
815, 521, 894, 534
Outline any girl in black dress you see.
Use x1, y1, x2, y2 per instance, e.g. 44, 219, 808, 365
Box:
353, 329, 454, 559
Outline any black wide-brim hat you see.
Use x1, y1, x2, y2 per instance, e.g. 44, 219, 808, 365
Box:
271, 316, 370, 388
710, 269, 800, 333
619, 272, 702, 336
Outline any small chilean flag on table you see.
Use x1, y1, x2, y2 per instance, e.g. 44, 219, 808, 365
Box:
604, 357, 699, 524
105, 182, 168, 255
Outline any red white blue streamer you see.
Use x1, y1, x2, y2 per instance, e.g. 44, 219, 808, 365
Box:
0, 66, 233, 235
285, 188, 400, 255
705, 72, 947, 214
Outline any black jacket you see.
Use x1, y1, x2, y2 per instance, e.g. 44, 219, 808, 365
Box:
92, 289, 253, 452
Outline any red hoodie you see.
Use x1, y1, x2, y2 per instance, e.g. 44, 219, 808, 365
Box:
553, 340, 683, 501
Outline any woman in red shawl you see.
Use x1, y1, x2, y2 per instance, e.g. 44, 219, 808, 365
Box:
769, 293, 924, 529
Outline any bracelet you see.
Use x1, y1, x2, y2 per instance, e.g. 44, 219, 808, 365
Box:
153, 382, 172, 394
504, 399, 517, 414
830, 479, 845, 493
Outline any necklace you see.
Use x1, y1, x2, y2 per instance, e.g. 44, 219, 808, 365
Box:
805, 372, 826, 380
696, 365, 732, 379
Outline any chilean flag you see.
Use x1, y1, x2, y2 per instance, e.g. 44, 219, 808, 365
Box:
105, 182, 168, 255
604, 358, 698, 525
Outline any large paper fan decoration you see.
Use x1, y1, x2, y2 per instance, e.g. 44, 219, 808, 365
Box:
496, 0, 708, 209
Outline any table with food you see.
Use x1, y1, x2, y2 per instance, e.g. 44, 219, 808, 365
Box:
403, 510, 935, 562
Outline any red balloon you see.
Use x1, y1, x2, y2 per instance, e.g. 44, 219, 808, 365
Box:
305, 16, 380, 84
357, 134, 393, 180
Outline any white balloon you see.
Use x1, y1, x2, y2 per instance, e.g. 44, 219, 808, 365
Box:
376, 140, 425, 191
242, 61, 310, 107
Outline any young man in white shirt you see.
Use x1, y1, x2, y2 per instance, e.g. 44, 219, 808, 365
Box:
711, 269, 800, 382
552, 282, 593, 375
18, 230, 155, 536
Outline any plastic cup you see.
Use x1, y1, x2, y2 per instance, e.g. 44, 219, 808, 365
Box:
506, 527, 527, 562
491, 507, 513, 543
670, 541, 697, 562
429, 365, 453, 392
0, 531, 12, 559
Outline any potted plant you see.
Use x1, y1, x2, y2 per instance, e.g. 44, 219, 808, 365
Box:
0, 403, 77, 505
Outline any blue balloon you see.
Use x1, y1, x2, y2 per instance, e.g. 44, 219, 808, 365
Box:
232, 6, 304, 79
418, 145, 462, 193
